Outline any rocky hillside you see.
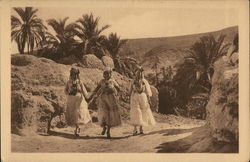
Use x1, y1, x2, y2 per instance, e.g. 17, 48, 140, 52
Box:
189, 56, 238, 152
156, 56, 239, 153
11, 54, 159, 136
206, 57, 238, 143
119, 26, 238, 73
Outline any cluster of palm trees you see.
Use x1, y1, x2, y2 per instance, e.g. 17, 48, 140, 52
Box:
148, 34, 231, 118
172, 34, 230, 116
11, 7, 233, 118
11, 7, 127, 61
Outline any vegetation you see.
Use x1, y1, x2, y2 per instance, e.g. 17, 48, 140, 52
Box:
11, 7, 47, 54
73, 13, 110, 58
39, 17, 77, 60
104, 33, 127, 59
113, 57, 140, 78
171, 34, 230, 116
11, 7, 139, 78
148, 34, 230, 118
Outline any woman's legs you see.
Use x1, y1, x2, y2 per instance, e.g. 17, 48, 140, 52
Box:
133, 126, 138, 136
106, 125, 111, 138
74, 124, 80, 137
101, 122, 107, 135
139, 126, 144, 134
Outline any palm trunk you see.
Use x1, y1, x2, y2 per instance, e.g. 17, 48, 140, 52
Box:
20, 33, 27, 54
17, 43, 22, 54
155, 66, 158, 86
84, 40, 89, 55
27, 41, 30, 55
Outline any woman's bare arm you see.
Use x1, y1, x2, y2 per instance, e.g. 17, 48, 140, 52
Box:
64, 81, 69, 95
80, 82, 88, 98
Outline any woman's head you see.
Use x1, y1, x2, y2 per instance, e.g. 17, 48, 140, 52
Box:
135, 67, 144, 80
70, 67, 80, 80
103, 68, 112, 80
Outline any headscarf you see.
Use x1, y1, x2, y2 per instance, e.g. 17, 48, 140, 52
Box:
135, 66, 144, 80
70, 67, 80, 80
103, 67, 112, 79
134, 66, 152, 96
70, 67, 80, 75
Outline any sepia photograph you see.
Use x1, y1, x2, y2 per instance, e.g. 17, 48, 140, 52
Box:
1, 0, 249, 161
10, 4, 240, 153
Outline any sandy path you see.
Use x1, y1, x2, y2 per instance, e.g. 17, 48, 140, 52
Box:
12, 115, 205, 153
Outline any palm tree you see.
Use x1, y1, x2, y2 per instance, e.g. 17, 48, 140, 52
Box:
114, 57, 140, 78
11, 7, 47, 54
104, 33, 127, 59
73, 13, 110, 58
151, 55, 161, 86
186, 34, 229, 82
160, 66, 173, 84
173, 34, 230, 109
45, 17, 76, 58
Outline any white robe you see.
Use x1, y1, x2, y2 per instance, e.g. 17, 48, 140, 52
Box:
129, 79, 156, 126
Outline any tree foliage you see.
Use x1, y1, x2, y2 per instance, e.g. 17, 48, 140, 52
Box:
172, 34, 230, 109
73, 13, 110, 58
11, 7, 47, 54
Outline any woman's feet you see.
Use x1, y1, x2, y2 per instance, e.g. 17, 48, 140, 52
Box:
132, 126, 143, 136
139, 126, 144, 134
133, 126, 138, 136
106, 126, 111, 139
74, 126, 80, 137
133, 130, 138, 136
101, 126, 107, 135
74, 129, 80, 137
107, 132, 111, 139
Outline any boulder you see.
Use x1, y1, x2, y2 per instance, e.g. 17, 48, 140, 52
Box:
82, 54, 105, 70
101, 55, 114, 69
57, 55, 79, 65
11, 54, 131, 136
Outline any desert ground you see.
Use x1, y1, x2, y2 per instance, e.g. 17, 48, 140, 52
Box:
12, 114, 206, 153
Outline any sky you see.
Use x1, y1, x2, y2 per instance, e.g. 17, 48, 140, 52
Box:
11, 5, 238, 53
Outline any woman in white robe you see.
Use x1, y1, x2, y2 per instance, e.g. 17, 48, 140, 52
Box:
129, 68, 156, 135
65, 67, 91, 137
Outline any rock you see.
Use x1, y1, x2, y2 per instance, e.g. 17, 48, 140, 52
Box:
206, 58, 238, 143
11, 54, 131, 135
57, 55, 79, 65
11, 54, 34, 66
101, 55, 114, 69
82, 54, 105, 70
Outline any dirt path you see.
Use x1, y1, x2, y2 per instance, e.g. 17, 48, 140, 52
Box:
12, 115, 206, 153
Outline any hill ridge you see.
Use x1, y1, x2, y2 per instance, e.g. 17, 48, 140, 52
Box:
119, 26, 238, 72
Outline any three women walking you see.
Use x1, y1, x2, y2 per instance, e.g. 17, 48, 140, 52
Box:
64, 67, 156, 138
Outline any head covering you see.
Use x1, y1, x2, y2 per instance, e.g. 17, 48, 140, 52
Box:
103, 67, 112, 75
70, 67, 80, 76
135, 66, 144, 80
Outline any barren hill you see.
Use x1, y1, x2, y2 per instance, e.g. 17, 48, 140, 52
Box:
119, 26, 238, 72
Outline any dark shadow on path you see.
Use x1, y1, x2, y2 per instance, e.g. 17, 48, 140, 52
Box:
40, 130, 133, 140
139, 127, 200, 137
155, 125, 238, 153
